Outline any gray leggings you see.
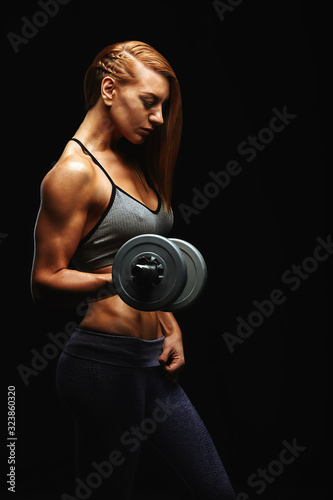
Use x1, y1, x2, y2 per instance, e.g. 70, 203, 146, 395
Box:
56, 329, 235, 500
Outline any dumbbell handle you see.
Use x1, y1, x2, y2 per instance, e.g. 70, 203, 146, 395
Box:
131, 263, 159, 285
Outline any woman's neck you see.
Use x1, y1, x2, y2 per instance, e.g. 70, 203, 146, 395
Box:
73, 101, 122, 153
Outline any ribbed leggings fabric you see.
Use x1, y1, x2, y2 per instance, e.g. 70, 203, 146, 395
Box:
56, 329, 235, 499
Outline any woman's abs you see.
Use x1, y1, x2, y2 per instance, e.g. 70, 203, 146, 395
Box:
78, 294, 163, 339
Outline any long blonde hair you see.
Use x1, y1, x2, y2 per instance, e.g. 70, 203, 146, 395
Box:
84, 41, 183, 211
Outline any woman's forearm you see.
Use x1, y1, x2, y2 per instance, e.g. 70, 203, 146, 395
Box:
32, 268, 114, 308
157, 311, 182, 337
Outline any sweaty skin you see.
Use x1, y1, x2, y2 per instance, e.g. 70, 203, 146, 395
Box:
31, 60, 184, 381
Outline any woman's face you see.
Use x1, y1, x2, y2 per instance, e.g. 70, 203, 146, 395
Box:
105, 60, 170, 144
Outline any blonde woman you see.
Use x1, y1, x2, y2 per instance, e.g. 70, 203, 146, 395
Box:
32, 41, 235, 499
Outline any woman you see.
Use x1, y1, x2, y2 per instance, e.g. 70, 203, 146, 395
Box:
32, 41, 235, 499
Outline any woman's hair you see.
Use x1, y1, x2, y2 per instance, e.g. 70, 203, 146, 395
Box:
84, 41, 182, 211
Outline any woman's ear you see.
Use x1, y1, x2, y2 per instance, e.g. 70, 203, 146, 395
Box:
101, 76, 116, 107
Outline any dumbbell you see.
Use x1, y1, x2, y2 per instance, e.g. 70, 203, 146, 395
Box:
112, 234, 207, 312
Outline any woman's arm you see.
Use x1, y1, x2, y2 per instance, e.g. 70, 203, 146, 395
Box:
157, 311, 185, 381
31, 156, 113, 307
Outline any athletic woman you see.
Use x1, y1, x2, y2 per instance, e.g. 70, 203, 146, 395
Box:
31, 41, 235, 499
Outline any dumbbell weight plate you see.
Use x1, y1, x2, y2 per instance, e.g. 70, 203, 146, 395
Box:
165, 239, 207, 312
112, 234, 187, 311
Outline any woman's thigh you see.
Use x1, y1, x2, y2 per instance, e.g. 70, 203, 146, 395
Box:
56, 353, 146, 499
145, 372, 236, 500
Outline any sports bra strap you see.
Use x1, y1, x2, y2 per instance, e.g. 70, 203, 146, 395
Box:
70, 138, 114, 184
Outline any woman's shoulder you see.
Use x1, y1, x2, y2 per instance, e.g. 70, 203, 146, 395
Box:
42, 142, 96, 191
40, 143, 98, 209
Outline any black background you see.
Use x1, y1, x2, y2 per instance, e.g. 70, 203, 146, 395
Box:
3, 1, 329, 499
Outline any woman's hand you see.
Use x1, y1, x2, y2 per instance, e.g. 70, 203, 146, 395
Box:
157, 311, 185, 382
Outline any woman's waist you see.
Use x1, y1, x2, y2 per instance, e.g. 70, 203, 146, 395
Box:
79, 295, 163, 339
63, 327, 165, 368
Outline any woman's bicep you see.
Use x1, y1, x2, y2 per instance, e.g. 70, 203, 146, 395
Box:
32, 161, 93, 278
34, 201, 86, 273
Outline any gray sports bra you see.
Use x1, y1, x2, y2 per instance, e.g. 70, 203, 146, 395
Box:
70, 139, 174, 271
